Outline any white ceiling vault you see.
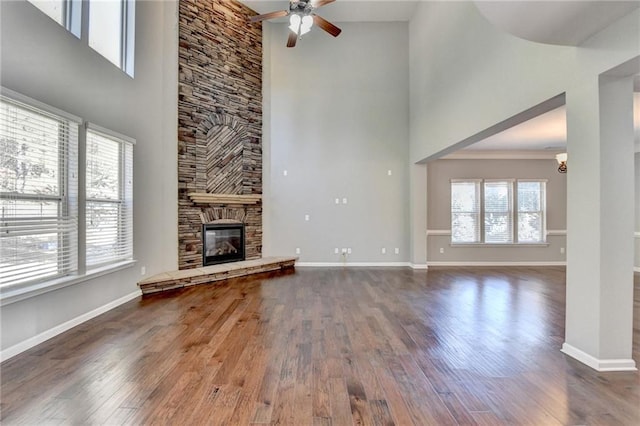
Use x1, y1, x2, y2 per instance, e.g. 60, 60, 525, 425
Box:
241, 0, 640, 155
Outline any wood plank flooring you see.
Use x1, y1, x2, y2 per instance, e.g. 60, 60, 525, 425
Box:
1, 267, 639, 425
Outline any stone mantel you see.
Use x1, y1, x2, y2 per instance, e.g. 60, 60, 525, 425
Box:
188, 193, 262, 205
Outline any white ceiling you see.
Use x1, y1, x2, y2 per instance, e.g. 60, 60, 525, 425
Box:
475, 1, 640, 46
464, 106, 567, 152
241, 0, 640, 154
464, 94, 640, 153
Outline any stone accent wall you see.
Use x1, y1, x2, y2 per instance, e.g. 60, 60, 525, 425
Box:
178, 0, 262, 269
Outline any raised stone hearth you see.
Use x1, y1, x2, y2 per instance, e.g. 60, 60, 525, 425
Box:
138, 257, 297, 295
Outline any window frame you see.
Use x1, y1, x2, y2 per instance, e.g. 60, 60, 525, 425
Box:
85, 123, 135, 269
0, 87, 136, 306
450, 179, 482, 244
483, 179, 514, 244
516, 179, 548, 244
450, 178, 548, 246
87, 0, 136, 77
0, 87, 81, 287
27, 0, 135, 77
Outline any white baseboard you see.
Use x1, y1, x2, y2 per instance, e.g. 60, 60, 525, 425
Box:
635, 267, 640, 274
427, 261, 567, 267
409, 263, 429, 270
1, 290, 141, 362
561, 343, 637, 372
296, 262, 411, 268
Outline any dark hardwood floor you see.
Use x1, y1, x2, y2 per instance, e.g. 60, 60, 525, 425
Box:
1, 267, 639, 425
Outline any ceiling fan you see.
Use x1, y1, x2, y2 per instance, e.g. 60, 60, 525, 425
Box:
249, 0, 342, 48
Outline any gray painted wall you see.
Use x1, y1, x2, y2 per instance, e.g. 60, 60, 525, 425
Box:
0, 0, 178, 353
263, 22, 410, 264
426, 159, 567, 264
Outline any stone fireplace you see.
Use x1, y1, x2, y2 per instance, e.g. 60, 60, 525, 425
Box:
177, 0, 262, 270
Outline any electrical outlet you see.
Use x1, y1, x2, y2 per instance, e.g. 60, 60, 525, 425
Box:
439, 247, 444, 254
341, 248, 347, 254
141, 266, 146, 276
335, 198, 340, 204
387, 170, 392, 176
342, 198, 348, 204
305, 214, 310, 221
347, 248, 352, 254
334, 248, 339, 254
394, 248, 399, 254
295, 247, 301, 254
381, 248, 386, 254
560, 247, 565, 254
283, 170, 288, 176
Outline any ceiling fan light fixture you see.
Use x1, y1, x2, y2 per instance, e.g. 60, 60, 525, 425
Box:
289, 13, 313, 35
301, 15, 313, 34
251, 0, 340, 47
289, 13, 301, 33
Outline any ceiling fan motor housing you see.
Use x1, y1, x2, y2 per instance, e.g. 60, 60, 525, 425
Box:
290, 1, 314, 14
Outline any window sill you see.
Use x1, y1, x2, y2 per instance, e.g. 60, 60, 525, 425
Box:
450, 243, 550, 248
0, 260, 137, 307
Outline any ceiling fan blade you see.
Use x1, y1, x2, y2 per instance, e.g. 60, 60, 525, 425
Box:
287, 31, 298, 48
312, 15, 342, 37
249, 10, 288, 23
311, 0, 336, 8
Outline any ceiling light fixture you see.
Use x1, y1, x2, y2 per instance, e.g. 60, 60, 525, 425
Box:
556, 152, 567, 173
289, 13, 313, 35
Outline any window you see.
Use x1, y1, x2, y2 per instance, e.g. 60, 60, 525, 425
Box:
517, 181, 546, 243
88, 0, 135, 76
0, 91, 79, 287
451, 179, 546, 245
86, 126, 134, 267
451, 180, 481, 243
27, 0, 135, 76
484, 180, 513, 243
0, 88, 135, 293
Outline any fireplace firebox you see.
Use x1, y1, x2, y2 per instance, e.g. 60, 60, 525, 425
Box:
202, 223, 245, 266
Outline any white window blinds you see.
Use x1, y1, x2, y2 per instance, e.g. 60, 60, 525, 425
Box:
517, 181, 546, 243
0, 93, 79, 287
484, 181, 513, 243
86, 126, 133, 268
451, 179, 547, 245
451, 180, 481, 243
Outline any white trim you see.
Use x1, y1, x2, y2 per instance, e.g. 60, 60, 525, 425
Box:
561, 343, 637, 372
427, 261, 567, 267
634, 232, 640, 238
296, 262, 411, 268
0, 289, 141, 362
450, 178, 483, 183
634, 267, 640, 273
426, 229, 452, 236
547, 229, 567, 236
0, 260, 137, 307
409, 263, 429, 270
442, 150, 563, 160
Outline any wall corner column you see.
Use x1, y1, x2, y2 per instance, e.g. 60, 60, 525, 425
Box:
563, 73, 637, 371
410, 163, 428, 268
